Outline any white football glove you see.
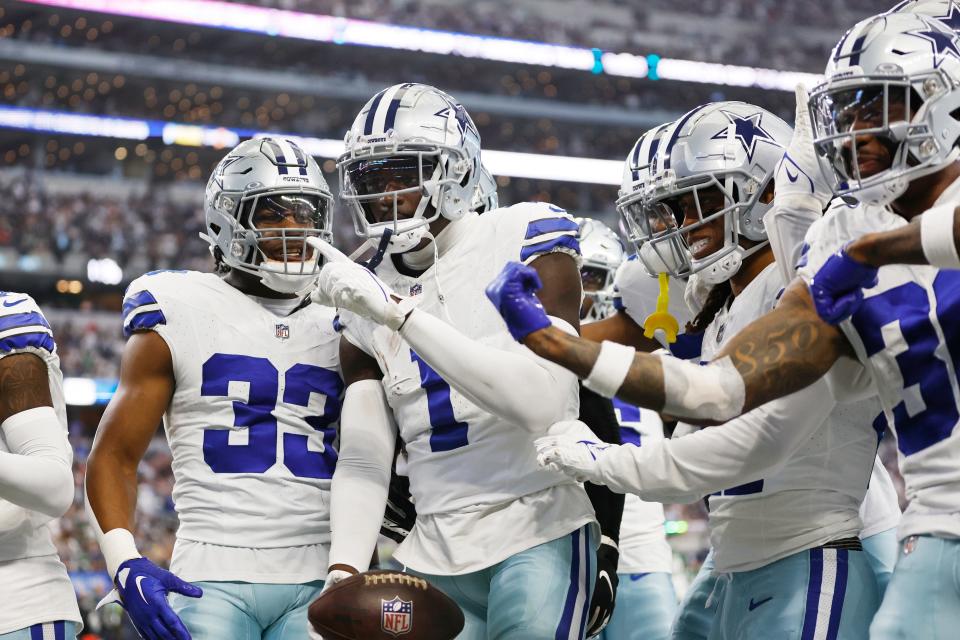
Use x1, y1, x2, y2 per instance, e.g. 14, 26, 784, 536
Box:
319, 569, 353, 595
306, 237, 418, 330
774, 84, 833, 211
535, 434, 614, 484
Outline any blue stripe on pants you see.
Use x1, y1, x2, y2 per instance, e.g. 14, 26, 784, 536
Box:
577, 528, 591, 638
556, 528, 581, 640
825, 550, 848, 640
801, 548, 824, 640
29, 626, 42, 640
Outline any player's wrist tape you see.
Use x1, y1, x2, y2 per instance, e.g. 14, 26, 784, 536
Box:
921, 204, 960, 269
102, 528, 142, 579
658, 354, 746, 422
600, 535, 619, 552
582, 341, 635, 398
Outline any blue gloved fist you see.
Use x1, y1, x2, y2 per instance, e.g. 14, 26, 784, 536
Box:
485, 261, 552, 342
809, 246, 878, 325
115, 557, 202, 640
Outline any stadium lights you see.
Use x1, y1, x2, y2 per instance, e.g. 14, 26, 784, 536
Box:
0, 106, 624, 185
20, 0, 821, 92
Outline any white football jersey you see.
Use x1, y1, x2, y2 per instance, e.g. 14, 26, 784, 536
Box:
0, 292, 80, 633
696, 263, 879, 572
121, 271, 341, 581
611, 397, 673, 574
798, 179, 960, 541
340, 204, 596, 574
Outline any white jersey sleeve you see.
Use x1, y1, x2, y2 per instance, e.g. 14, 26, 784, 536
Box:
0, 292, 81, 632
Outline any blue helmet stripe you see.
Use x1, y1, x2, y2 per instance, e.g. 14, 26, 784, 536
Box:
630, 139, 643, 181
848, 34, 868, 67
363, 89, 389, 136
287, 139, 308, 176
264, 139, 288, 175
383, 83, 415, 133
663, 105, 708, 169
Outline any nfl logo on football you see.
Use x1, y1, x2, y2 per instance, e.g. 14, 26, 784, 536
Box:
275, 323, 290, 341
381, 596, 413, 637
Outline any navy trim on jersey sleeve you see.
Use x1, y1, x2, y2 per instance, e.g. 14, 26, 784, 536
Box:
520, 212, 581, 263
122, 290, 167, 337
669, 332, 704, 361
0, 311, 55, 353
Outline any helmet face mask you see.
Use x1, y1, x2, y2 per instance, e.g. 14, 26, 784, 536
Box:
339, 84, 483, 253
576, 217, 626, 323
204, 138, 334, 294
620, 102, 790, 283
811, 12, 960, 206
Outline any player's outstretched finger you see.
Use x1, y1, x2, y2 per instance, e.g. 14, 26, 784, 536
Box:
164, 574, 203, 599
306, 237, 352, 265
794, 84, 810, 131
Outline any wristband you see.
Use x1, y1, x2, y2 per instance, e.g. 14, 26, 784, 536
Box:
583, 341, 636, 398
102, 527, 141, 578
921, 204, 960, 268
600, 535, 619, 552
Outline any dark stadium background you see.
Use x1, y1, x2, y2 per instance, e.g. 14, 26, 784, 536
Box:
0, 1, 905, 637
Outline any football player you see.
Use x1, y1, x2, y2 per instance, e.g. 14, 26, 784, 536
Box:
0, 292, 81, 639
493, 14, 960, 639
493, 101, 886, 638
85, 138, 342, 639
576, 219, 679, 640
313, 83, 598, 640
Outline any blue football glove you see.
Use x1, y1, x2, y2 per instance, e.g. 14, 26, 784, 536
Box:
485, 261, 552, 342
115, 558, 202, 640
809, 246, 879, 325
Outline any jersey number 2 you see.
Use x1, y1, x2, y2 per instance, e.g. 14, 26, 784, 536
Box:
200, 354, 343, 478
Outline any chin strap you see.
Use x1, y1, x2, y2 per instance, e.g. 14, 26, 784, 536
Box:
361, 228, 394, 271
643, 273, 680, 344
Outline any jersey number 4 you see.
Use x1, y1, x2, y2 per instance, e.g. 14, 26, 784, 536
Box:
200, 353, 343, 478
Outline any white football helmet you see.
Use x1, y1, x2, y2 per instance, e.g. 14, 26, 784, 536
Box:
629, 102, 792, 284
810, 12, 960, 205
338, 83, 483, 253
472, 163, 499, 213
202, 137, 334, 294
889, 0, 960, 31
576, 217, 627, 323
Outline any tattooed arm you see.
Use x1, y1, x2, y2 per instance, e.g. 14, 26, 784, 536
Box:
523, 279, 853, 422
844, 211, 945, 267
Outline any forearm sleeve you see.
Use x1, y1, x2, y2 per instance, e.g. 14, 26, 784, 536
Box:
764, 199, 823, 283
0, 406, 73, 518
596, 378, 836, 502
578, 385, 624, 543
400, 309, 577, 432
329, 380, 397, 573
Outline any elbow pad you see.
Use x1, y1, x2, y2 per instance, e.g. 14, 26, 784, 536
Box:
658, 354, 746, 422
0, 406, 73, 518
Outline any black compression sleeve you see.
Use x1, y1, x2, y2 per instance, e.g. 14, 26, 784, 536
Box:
578, 383, 625, 544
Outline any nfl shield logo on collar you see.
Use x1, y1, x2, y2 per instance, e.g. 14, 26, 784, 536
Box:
275, 323, 290, 340
381, 596, 413, 636
409, 283, 422, 296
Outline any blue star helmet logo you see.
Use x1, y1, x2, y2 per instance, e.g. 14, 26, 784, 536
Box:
710, 110, 777, 162
907, 24, 960, 68
933, 1, 960, 31
434, 102, 475, 138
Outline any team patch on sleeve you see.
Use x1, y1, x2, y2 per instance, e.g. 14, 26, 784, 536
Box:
122, 289, 167, 337
0, 308, 55, 353
520, 206, 581, 264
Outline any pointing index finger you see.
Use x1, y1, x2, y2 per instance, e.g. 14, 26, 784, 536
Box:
306, 236, 352, 264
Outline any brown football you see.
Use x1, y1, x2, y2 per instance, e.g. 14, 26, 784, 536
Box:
308, 570, 465, 639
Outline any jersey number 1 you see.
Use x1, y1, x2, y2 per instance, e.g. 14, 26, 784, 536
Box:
200, 353, 343, 478
410, 350, 469, 452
